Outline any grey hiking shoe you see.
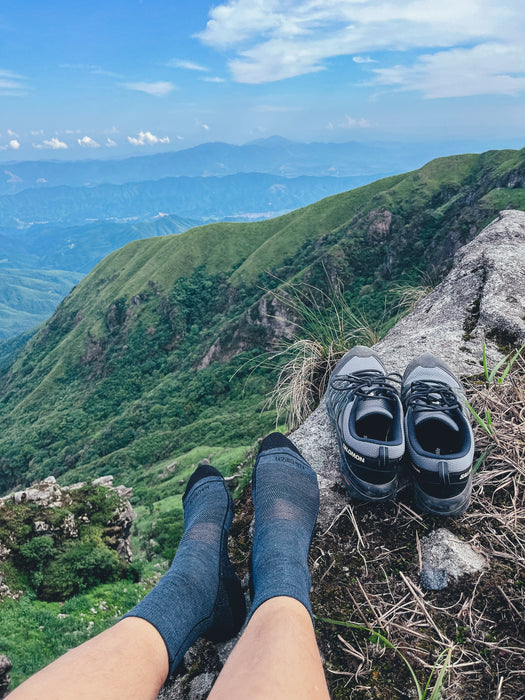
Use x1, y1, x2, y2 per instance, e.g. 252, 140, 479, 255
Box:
401, 354, 474, 516
326, 346, 405, 502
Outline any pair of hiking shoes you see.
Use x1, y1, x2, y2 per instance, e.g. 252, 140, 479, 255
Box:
326, 346, 474, 516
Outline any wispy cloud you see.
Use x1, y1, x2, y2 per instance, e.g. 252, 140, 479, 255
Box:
127, 130, 170, 146
201, 76, 226, 83
0, 69, 27, 96
353, 56, 376, 64
168, 58, 209, 72
34, 137, 68, 150
372, 43, 525, 98
196, 0, 525, 97
123, 81, 176, 97
60, 63, 123, 78
327, 115, 371, 130
78, 135, 100, 148
105, 137, 117, 147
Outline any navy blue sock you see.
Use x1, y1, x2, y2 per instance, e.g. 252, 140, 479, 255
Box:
250, 433, 320, 621
123, 465, 246, 675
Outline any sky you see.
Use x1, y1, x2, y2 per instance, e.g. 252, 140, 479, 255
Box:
0, 0, 524, 160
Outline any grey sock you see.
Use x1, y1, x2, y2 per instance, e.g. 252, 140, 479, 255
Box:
250, 433, 320, 621
123, 465, 246, 675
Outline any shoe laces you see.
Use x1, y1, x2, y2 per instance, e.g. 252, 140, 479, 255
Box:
330, 370, 402, 401
403, 379, 459, 413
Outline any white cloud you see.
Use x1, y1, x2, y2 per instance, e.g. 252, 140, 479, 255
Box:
372, 43, 525, 98
7, 129, 18, 137
127, 131, 170, 146
105, 138, 117, 147
196, 0, 525, 95
168, 59, 209, 72
124, 81, 175, 97
327, 115, 371, 130
8, 139, 20, 150
201, 76, 226, 83
30, 130, 44, 136
34, 137, 68, 150
78, 135, 100, 148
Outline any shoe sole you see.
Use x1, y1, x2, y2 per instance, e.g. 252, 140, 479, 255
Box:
413, 477, 472, 516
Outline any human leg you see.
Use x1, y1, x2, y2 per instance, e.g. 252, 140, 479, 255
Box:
9, 465, 245, 700
210, 433, 329, 700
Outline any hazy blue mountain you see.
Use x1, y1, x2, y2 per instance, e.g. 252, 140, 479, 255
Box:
0, 172, 374, 227
1, 137, 509, 195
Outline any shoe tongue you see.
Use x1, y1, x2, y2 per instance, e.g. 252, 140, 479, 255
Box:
414, 410, 459, 432
355, 397, 394, 422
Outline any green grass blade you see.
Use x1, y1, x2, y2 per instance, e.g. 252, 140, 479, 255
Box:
466, 401, 493, 437
427, 648, 453, 700
472, 447, 491, 474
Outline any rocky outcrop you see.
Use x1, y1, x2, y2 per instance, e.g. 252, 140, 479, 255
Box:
0, 475, 137, 601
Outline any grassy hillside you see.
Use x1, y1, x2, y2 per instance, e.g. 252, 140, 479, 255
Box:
0, 148, 524, 498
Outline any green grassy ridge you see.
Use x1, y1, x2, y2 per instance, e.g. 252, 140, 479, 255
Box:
1, 148, 524, 496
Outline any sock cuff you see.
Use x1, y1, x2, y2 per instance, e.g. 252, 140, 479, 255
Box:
184, 464, 223, 500
259, 432, 303, 456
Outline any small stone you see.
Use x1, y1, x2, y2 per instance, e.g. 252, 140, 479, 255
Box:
419, 528, 487, 590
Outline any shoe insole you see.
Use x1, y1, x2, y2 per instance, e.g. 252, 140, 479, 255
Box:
416, 418, 463, 454
356, 414, 392, 441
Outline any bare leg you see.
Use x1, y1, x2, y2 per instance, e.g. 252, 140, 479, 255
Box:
210, 596, 329, 700
8, 617, 168, 700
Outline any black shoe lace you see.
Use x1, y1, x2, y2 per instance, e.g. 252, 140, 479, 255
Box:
330, 370, 402, 401
403, 380, 459, 413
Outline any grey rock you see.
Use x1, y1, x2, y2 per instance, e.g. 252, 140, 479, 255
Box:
0, 655, 12, 700
92, 475, 114, 488
373, 209, 525, 376
419, 528, 486, 590
187, 673, 217, 700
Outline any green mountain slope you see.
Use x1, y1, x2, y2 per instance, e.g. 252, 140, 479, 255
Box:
0, 148, 524, 495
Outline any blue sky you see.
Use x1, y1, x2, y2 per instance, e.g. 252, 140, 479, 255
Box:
0, 0, 524, 159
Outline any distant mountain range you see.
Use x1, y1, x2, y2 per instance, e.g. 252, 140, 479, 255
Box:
4, 136, 512, 195
1, 136, 509, 195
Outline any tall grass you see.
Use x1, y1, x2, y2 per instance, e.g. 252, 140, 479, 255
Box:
263, 281, 393, 429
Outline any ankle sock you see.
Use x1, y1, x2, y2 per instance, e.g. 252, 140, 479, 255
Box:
123, 465, 246, 675
250, 433, 320, 621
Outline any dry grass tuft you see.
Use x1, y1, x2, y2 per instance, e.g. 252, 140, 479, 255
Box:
264, 282, 393, 429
